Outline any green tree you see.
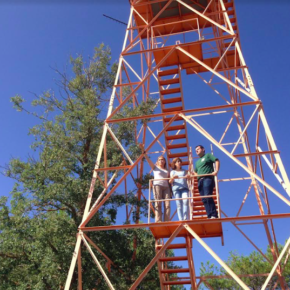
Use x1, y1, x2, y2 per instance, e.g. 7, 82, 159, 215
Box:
0, 44, 185, 289
200, 245, 290, 289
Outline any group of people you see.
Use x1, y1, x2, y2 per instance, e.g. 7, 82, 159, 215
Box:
146, 145, 220, 222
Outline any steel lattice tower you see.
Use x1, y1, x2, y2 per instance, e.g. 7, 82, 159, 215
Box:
65, 1, 290, 289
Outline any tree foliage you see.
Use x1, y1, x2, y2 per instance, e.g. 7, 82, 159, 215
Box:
200, 245, 290, 290
1, 44, 184, 289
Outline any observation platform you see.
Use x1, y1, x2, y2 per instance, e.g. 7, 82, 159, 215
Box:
130, 0, 240, 73
149, 220, 223, 239
133, 0, 236, 38
153, 42, 241, 73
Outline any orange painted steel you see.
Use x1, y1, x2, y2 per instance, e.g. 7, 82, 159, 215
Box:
65, 1, 290, 289
79, 213, 290, 233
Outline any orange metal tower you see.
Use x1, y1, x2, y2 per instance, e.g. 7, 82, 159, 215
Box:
65, 1, 290, 289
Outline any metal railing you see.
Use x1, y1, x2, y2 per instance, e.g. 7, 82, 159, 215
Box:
148, 173, 221, 223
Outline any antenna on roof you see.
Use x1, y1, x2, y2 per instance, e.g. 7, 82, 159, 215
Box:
103, 14, 127, 26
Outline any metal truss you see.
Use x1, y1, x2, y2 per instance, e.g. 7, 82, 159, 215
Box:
65, 0, 290, 289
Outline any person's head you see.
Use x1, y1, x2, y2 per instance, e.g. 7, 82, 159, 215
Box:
171, 157, 182, 170
195, 145, 205, 157
156, 156, 167, 169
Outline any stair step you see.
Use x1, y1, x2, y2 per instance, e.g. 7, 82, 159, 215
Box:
160, 87, 181, 95
167, 143, 187, 149
192, 216, 207, 219
163, 280, 192, 285
166, 134, 186, 140
224, 2, 234, 9
224, 41, 235, 48
193, 201, 217, 206
159, 78, 180, 86
159, 256, 188, 262
232, 25, 237, 31
220, 17, 235, 25
156, 243, 187, 250
193, 209, 219, 214
192, 205, 207, 210
192, 211, 207, 216
192, 216, 208, 220
167, 124, 185, 131
193, 192, 216, 196
230, 17, 236, 24
161, 268, 190, 274
192, 202, 206, 207
193, 190, 216, 195
192, 199, 203, 208
193, 196, 217, 200
163, 106, 183, 113
158, 68, 179, 76
193, 209, 208, 213
192, 202, 216, 207
192, 201, 217, 211
164, 116, 184, 122
193, 197, 217, 201
168, 152, 188, 158
161, 97, 182, 104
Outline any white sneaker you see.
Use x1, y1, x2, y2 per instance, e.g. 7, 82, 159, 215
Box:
210, 216, 217, 219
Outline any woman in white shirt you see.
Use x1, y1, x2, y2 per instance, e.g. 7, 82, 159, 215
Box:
169, 157, 189, 221
146, 155, 171, 222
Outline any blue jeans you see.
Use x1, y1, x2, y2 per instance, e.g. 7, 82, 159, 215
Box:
198, 177, 218, 218
173, 188, 189, 221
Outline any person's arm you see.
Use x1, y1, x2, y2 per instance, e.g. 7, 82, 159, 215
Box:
169, 171, 174, 184
213, 159, 220, 175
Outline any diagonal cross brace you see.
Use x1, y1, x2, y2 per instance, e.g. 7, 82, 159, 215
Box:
177, 46, 258, 101
107, 46, 176, 121
180, 114, 290, 207
80, 114, 179, 228
129, 223, 184, 290
184, 224, 250, 290
261, 237, 290, 290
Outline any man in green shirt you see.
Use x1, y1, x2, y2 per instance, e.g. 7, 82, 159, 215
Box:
194, 145, 220, 219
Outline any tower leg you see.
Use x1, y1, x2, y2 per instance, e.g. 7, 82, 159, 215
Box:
186, 236, 197, 289
65, 234, 82, 290
77, 245, 82, 290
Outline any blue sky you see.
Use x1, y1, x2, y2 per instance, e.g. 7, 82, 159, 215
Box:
0, 0, 290, 286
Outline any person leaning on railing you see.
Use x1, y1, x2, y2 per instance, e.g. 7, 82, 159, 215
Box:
194, 145, 220, 219
169, 157, 190, 221
145, 155, 171, 222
